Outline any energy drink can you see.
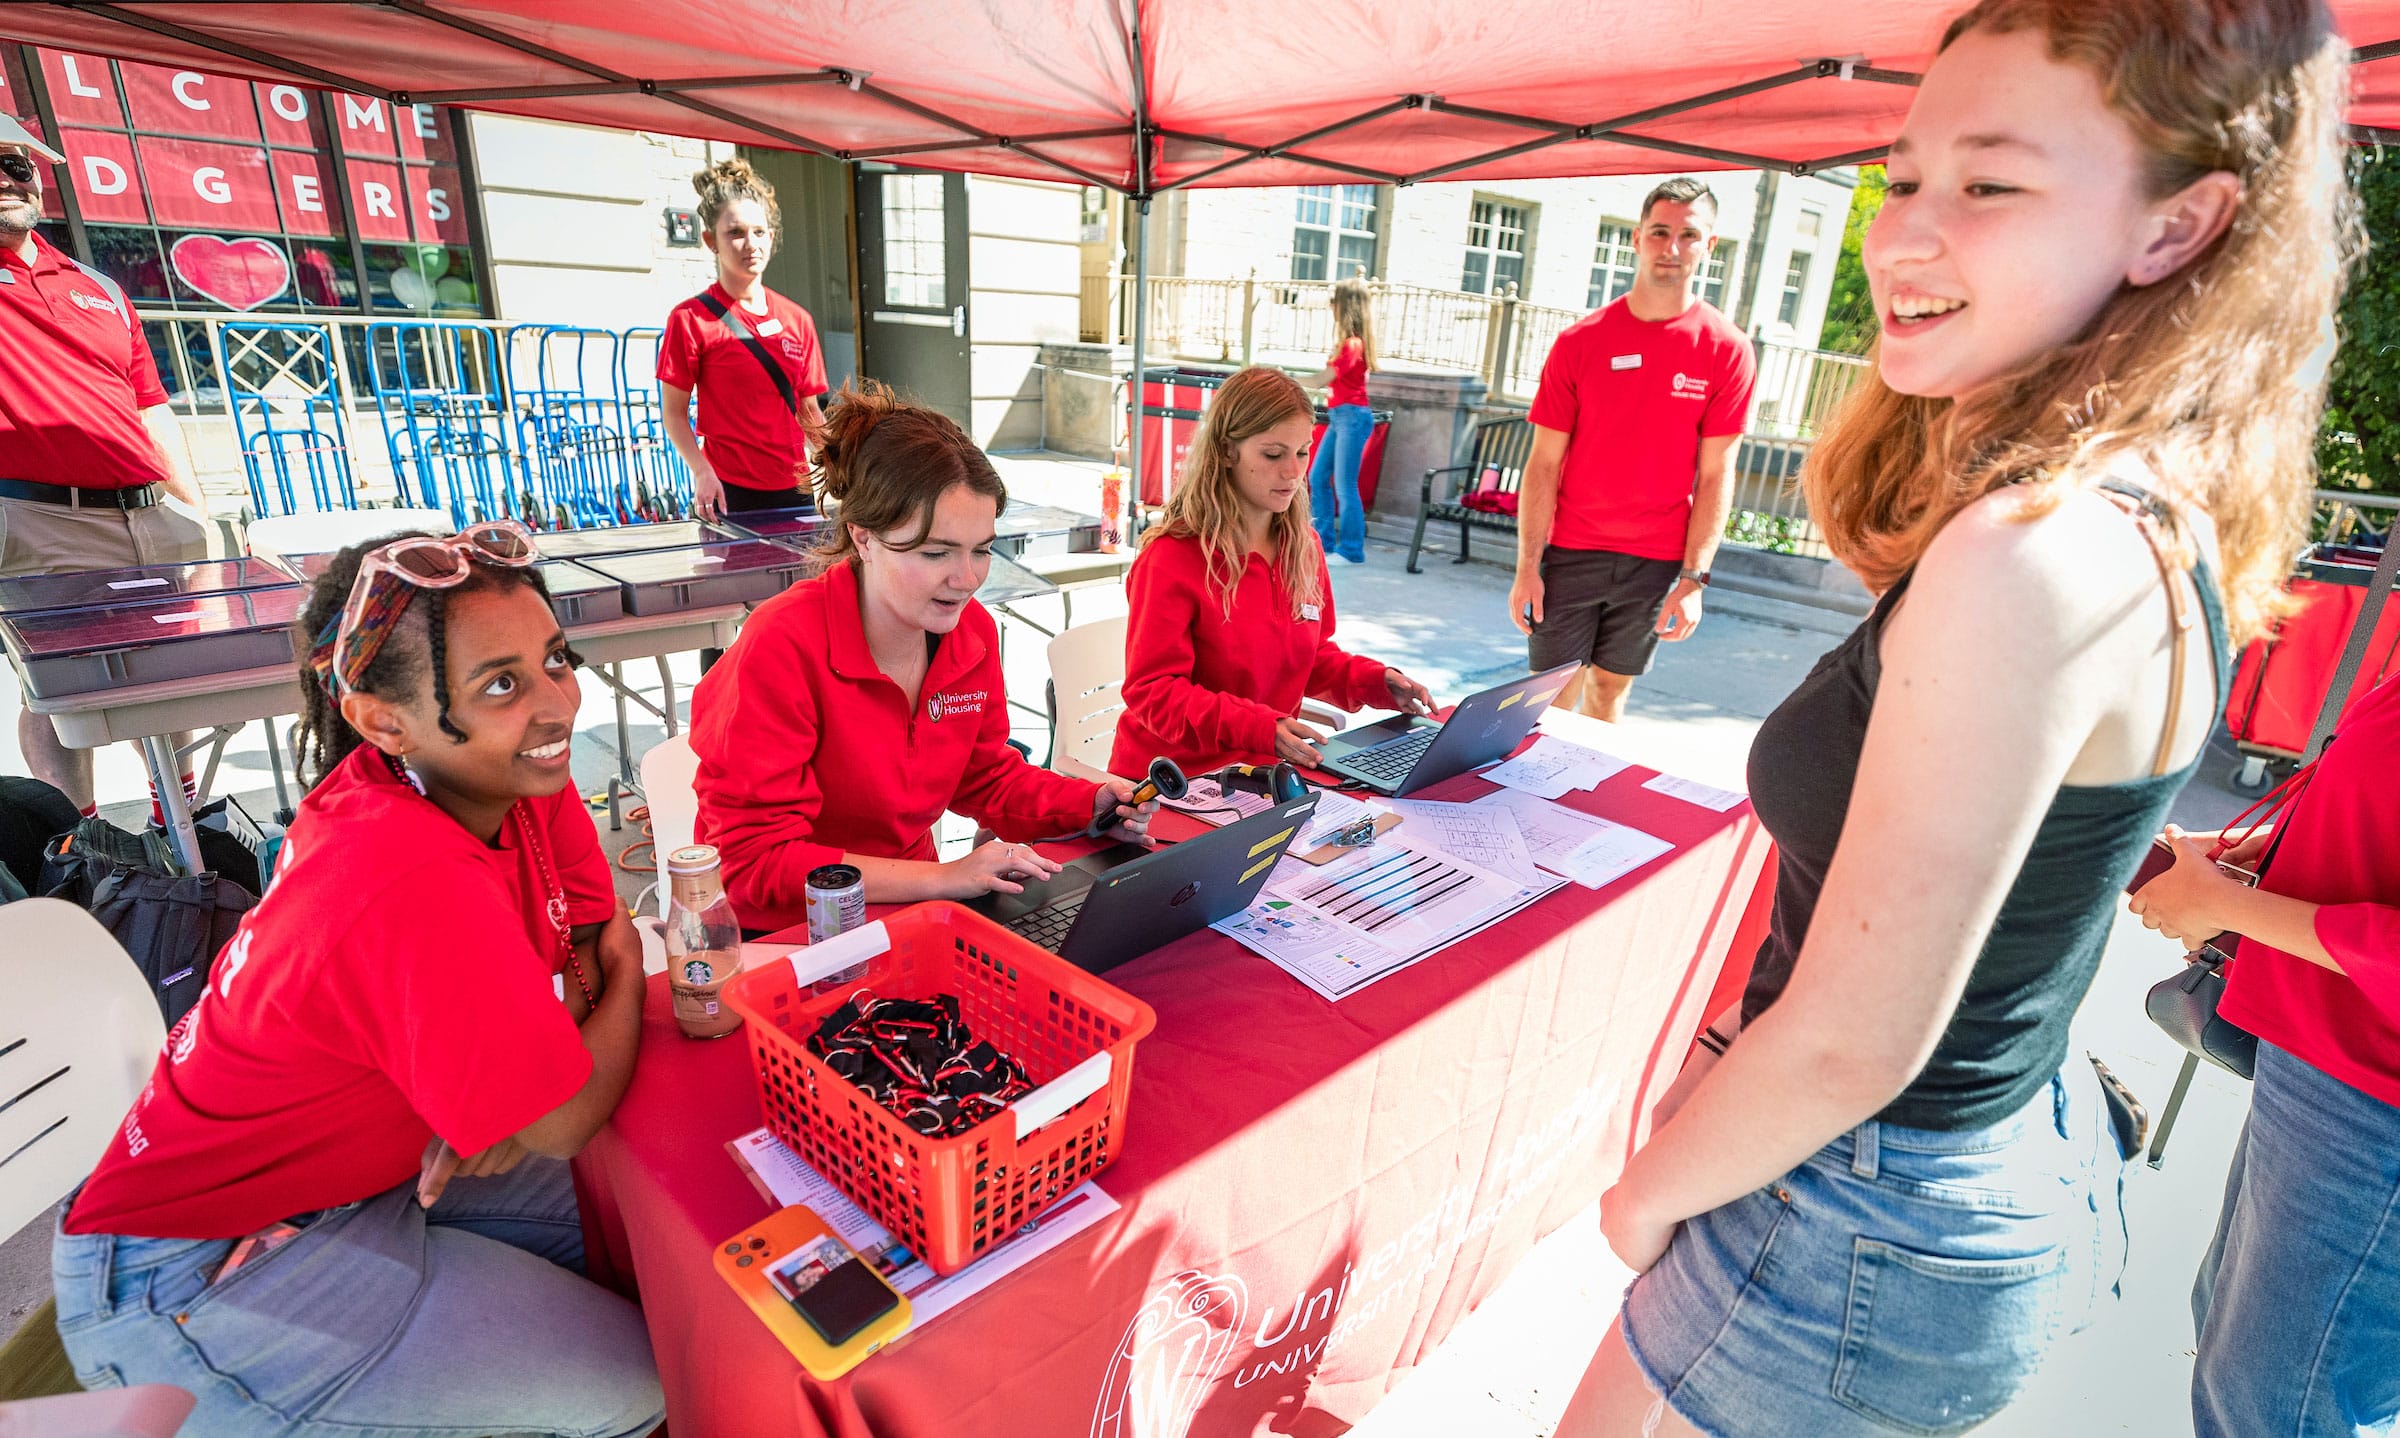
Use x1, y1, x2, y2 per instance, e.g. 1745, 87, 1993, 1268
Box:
806, 863, 868, 993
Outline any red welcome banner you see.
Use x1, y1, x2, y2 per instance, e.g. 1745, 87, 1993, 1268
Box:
60, 128, 144, 225
120, 61, 263, 143
137, 135, 280, 232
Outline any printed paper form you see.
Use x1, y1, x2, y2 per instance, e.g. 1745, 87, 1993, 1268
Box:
1481, 735, 1632, 800
1471, 789, 1674, 890
1217, 833, 1560, 1000
1641, 772, 1747, 812
1388, 797, 1544, 885
730, 1128, 1118, 1326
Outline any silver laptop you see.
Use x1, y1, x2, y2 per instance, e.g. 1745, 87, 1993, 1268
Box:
1316, 662, 1578, 796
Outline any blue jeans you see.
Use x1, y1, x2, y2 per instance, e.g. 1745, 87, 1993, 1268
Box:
1624, 1064, 2127, 1436
53, 1158, 664, 1438
2192, 1041, 2400, 1437
1308, 403, 1372, 562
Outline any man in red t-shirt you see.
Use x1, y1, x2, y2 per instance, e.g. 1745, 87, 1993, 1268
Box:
2, 115, 212, 810
1509, 177, 1757, 721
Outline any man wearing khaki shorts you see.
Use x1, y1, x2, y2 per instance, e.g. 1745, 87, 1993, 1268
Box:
3, 114, 211, 812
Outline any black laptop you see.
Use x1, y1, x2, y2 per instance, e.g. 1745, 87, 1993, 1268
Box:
1316, 662, 1579, 796
968, 795, 1318, 973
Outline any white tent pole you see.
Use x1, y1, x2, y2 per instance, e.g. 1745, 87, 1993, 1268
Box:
1130, 196, 1152, 539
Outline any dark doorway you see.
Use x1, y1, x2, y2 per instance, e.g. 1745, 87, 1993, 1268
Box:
855, 166, 970, 427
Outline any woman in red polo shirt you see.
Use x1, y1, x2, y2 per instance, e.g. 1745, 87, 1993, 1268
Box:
1112, 366, 1432, 780
690, 384, 1155, 928
51, 526, 662, 1437
2129, 669, 2400, 1435
658, 158, 829, 521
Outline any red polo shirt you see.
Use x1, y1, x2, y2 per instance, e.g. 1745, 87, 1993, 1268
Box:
1110, 529, 1392, 778
656, 283, 829, 494
689, 560, 1098, 930
1528, 297, 1755, 561
64, 747, 608, 1239
2220, 673, 2400, 1107
0, 233, 173, 490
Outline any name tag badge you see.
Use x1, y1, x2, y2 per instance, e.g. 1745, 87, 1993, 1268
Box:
1300, 603, 1322, 622
0, 270, 14, 285
1610, 353, 1641, 371
754, 318, 785, 337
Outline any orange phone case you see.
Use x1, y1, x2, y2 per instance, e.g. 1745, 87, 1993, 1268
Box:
714, 1204, 911, 1380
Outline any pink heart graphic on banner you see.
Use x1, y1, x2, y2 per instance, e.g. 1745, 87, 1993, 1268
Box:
168, 235, 291, 312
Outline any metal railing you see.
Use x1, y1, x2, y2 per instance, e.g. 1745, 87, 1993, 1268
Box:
137, 308, 695, 527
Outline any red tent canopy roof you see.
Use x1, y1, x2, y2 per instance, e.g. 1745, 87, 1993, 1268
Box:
7, 2, 2400, 191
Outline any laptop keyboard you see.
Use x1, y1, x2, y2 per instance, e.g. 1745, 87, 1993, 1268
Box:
1004, 889, 1089, 951
1340, 726, 1438, 784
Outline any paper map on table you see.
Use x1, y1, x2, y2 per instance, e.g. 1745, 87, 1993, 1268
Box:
729, 1128, 1118, 1326
1642, 773, 1747, 812
1216, 831, 1560, 1001
1480, 735, 1632, 800
1388, 798, 1545, 885
1471, 788, 1674, 889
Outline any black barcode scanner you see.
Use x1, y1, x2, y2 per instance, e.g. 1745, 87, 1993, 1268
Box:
1218, 762, 1306, 803
1088, 757, 1189, 837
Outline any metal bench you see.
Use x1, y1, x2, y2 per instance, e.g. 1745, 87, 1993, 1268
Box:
1407, 415, 1537, 574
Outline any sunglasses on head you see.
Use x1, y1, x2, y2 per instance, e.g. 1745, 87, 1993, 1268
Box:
0, 153, 37, 186
317, 521, 539, 696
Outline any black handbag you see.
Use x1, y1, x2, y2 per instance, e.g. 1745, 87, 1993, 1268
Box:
2140, 517, 2397, 1166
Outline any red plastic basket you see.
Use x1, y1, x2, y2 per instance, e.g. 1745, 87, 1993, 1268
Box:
722, 902, 1157, 1275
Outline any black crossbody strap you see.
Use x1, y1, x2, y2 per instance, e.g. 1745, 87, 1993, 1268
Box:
2304, 515, 2400, 764
695, 289, 801, 422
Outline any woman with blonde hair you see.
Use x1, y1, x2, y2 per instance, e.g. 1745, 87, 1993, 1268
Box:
1305, 276, 1377, 564
1112, 366, 1431, 779
658, 157, 829, 522
1558, 1, 2354, 1433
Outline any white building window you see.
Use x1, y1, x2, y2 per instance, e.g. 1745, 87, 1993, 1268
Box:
881, 173, 948, 309
1777, 209, 1823, 327
1462, 198, 1532, 296
1293, 185, 1378, 282
1701, 239, 1739, 309
1587, 220, 1637, 308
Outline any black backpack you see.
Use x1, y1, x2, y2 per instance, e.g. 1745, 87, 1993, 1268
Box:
39, 816, 257, 1027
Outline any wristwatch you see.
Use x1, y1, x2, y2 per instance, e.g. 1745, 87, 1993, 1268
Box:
1679, 567, 1712, 587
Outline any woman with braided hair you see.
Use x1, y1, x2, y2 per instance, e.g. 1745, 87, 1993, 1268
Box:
53, 524, 662, 1438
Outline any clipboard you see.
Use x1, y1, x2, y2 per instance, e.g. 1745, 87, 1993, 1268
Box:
1288, 812, 1404, 865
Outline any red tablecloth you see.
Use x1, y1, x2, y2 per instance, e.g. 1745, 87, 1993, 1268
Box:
576, 759, 1774, 1438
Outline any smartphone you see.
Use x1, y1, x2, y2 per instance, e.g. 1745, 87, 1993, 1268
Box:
2127, 838, 2259, 895
767, 1236, 903, 1347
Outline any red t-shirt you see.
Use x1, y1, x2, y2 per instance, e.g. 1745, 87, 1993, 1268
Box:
690, 560, 1098, 930
656, 284, 830, 494
64, 747, 614, 1239
2220, 673, 2400, 1106
1327, 337, 1369, 409
1527, 298, 1755, 561
1110, 529, 1392, 778
0, 233, 173, 491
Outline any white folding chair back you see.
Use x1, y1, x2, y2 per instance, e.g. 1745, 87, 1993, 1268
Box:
1046, 617, 1129, 777
243, 508, 454, 568
0, 900, 167, 1241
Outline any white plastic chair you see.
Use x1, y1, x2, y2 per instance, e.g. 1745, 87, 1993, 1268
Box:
0, 901, 178, 1425
0, 900, 167, 1242
1044, 616, 1346, 782
635, 735, 701, 975
1046, 617, 1129, 781
242, 508, 454, 568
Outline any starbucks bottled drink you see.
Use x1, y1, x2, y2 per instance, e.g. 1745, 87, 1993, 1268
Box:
664, 844, 744, 1039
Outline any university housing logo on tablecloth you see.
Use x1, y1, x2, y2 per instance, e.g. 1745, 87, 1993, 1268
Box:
1089, 1271, 1248, 1438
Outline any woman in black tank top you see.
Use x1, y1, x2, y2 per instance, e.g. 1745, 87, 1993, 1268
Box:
1558, 4, 2356, 1436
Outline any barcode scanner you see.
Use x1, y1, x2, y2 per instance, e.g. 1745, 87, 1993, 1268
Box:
1218, 762, 1306, 803
1087, 757, 1188, 837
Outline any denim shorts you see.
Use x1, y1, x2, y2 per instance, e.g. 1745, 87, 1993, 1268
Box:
1623, 1062, 2128, 1437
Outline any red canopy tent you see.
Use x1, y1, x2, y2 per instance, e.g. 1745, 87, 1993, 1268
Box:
8, 1, 2400, 528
